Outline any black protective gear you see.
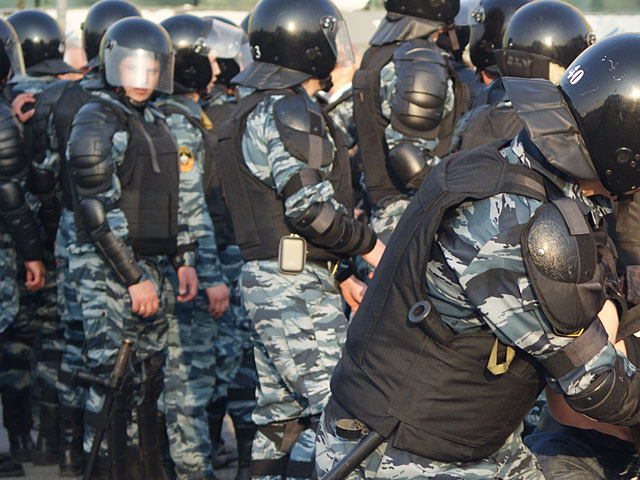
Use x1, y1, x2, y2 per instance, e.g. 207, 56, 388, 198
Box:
391, 39, 449, 137
161, 14, 216, 94
496, 0, 594, 78
503, 77, 598, 184
468, 0, 531, 71
247, 0, 352, 79
232, 61, 311, 90
82, 0, 141, 64
369, 13, 444, 48
0, 182, 43, 261
384, 0, 460, 23
218, 88, 374, 262
331, 144, 549, 463
100, 17, 174, 95
566, 355, 640, 426
0, 103, 26, 179
67, 102, 119, 196
59, 406, 85, 477
274, 94, 334, 168
388, 142, 429, 191
522, 198, 605, 335
30, 167, 61, 244
559, 33, 640, 195
208, 17, 250, 88
0, 18, 25, 82
6, 10, 71, 74
78, 198, 143, 286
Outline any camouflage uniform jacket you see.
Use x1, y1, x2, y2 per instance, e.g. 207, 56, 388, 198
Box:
158, 94, 225, 288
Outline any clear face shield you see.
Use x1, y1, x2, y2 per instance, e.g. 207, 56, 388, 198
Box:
1, 36, 25, 77
321, 16, 355, 69
200, 20, 252, 71
104, 42, 174, 93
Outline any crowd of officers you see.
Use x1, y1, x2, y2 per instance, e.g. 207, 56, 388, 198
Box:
0, 0, 640, 478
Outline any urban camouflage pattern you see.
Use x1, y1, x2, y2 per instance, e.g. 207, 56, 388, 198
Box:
366, 59, 451, 241
0, 235, 18, 335
240, 259, 347, 425
213, 245, 257, 427
159, 95, 224, 479
322, 85, 357, 150
55, 209, 87, 410
315, 398, 545, 480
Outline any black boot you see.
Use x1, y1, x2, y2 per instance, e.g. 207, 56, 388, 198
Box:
233, 423, 256, 480
58, 406, 84, 477
0, 452, 24, 478
33, 385, 60, 465
157, 412, 176, 480
207, 399, 237, 469
3, 389, 34, 463
137, 353, 168, 480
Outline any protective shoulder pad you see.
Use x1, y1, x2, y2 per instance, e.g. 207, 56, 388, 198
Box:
67, 101, 123, 194
0, 103, 25, 179
273, 94, 333, 169
522, 198, 605, 335
391, 38, 448, 139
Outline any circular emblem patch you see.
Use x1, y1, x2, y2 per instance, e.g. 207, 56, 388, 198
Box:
179, 146, 195, 172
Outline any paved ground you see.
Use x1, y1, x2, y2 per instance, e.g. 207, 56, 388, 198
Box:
0, 412, 238, 479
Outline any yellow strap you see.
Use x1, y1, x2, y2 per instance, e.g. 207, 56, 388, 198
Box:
200, 110, 213, 130
487, 338, 515, 375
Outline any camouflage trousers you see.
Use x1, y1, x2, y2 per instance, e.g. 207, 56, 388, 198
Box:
67, 246, 170, 458
369, 196, 411, 245
212, 245, 257, 427
55, 211, 87, 411
0, 236, 22, 396
240, 259, 348, 479
162, 263, 217, 480
316, 396, 545, 480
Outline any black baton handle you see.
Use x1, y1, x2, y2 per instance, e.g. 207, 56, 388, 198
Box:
321, 430, 386, 480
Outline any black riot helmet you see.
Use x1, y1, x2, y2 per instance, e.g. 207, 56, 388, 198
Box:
211, 16, 251, 88
6, 10, 65, 70
384, 0, 460, 23
0, 18, 25, 83
468, 0, 531, 71
82, 0, 142, 64
559, 33, 640, 195
496, 1, 595, 79
248, 0, 354, 80
240, 12, 250, 34
100, 17, 174, 94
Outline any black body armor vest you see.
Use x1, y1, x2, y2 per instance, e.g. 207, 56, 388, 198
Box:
353, 42, 468, 205
111, 104, 180, 256
331, 144, 554, 462
217, 88, 353, 262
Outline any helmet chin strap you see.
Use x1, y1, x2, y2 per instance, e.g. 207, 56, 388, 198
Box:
319, 75, 333, 93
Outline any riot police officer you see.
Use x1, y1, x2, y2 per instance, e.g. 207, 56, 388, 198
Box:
316, 32, 640, 480
28, 1, 142, 474
353, 0, 468, 245
0, 17, 45, 477
217, 0, 384, 477
157, 13, 234, 480
450, 0, 595, 152
66, 17, 198, 478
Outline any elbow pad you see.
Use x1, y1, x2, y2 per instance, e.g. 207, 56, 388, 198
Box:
0, 182, 42, 261
31, 167, 61, 243
565, 356, 640, 426
78, 198, 143, 286
0, 106, 26, 179
388, 143, 430, 191
291, 202, 377, 257
68, 103, 119, 196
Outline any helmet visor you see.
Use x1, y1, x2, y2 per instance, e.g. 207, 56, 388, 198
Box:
322, 17, 355, 69
1, 36, 25, 77
104, 43, 174, 93
201, 20, 249, 63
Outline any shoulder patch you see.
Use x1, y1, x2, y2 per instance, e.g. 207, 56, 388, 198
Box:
178, 146, 195, 172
